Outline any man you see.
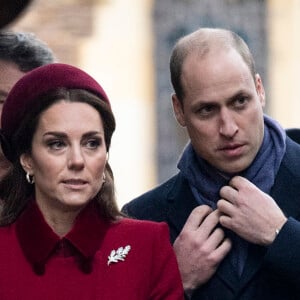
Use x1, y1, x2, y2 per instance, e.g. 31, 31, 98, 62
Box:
123, 28, 300, 299
0, 31, 54, 179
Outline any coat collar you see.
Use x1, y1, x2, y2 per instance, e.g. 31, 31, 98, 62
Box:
16, 198, 110, 274
161, 137, 300, 294
165, 174, 199, 241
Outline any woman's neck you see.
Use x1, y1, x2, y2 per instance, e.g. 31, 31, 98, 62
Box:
36, 199, 84, 238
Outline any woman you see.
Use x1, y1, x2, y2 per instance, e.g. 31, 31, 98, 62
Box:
0, 63, 184, 299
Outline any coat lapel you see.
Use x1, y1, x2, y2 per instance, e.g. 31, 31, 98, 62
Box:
270, 139, 300, 219
164, 173, 240, 291
165, 174, 199, 243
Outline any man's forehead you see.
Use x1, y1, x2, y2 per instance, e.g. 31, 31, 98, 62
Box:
0, 61, 26, 113
0, 61, 25, 84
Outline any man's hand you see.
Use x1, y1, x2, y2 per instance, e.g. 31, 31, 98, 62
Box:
173, 205, 231, 295
217, 176, 287, 245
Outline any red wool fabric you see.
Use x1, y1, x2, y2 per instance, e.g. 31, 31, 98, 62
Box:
0, 200, 184, 300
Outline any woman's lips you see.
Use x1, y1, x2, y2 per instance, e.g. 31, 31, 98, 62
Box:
62, 179, 88, 189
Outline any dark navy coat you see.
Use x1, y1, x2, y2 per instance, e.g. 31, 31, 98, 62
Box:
123, 137, 300, 300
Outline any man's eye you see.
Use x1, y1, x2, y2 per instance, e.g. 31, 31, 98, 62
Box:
197, 105, 215, 116
234, 96, 248, 107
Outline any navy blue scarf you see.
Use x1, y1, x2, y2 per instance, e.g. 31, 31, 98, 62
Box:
177, 115, 286, 276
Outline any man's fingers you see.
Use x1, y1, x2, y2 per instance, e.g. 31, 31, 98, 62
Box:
203, 227, 225, 251
213, 237, 232, 258
219, 185, 238, 204
183, 205, 213, 231
217, 199, 235, 216
228, 176, 245, 189
196, 209, 222, 238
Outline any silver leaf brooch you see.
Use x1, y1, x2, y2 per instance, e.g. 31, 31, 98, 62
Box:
107, 245, 131, 266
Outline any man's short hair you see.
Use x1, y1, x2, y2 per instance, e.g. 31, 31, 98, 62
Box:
0, 31, 55, 71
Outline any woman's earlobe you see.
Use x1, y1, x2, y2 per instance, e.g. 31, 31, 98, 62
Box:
20, 153, 33, 173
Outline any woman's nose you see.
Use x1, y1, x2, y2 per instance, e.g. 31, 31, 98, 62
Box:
67, 146, 85, 170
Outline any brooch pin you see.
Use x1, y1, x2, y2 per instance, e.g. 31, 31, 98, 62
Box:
107, 245, 131, 266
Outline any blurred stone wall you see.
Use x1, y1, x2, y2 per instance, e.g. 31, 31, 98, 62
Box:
9, 0, 97, 64
153, 0, 267, 182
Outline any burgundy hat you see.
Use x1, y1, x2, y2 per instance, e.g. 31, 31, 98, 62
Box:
0, 63, 110, 162
1, 63, 110, 140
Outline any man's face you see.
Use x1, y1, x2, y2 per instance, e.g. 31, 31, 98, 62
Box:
0, 60, 26, 179
0, 60, 25, 125
172, 48, 265, 174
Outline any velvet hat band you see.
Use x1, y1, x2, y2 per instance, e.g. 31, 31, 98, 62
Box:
0, 63, 110, 161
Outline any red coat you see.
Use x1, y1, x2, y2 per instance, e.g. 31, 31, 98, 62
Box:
0, 200, 184, 299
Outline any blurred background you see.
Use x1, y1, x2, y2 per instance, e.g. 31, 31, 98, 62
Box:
4, 0, 300, 208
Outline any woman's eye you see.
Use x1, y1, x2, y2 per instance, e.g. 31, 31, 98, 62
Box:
47, 140, 65, 150
86, 139, 101, 149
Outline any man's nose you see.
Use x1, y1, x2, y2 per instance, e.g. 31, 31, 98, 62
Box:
219, 110, 238, 138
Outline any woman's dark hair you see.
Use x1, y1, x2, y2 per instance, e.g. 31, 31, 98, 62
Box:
0, 88, 120, 225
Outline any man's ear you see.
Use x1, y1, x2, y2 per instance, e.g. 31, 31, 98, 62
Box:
255, 73, 266, 108
172, 94, 186, 127
20, 153, 34, 175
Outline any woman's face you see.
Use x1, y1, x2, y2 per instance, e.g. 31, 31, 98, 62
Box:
20, 100, 107, 212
